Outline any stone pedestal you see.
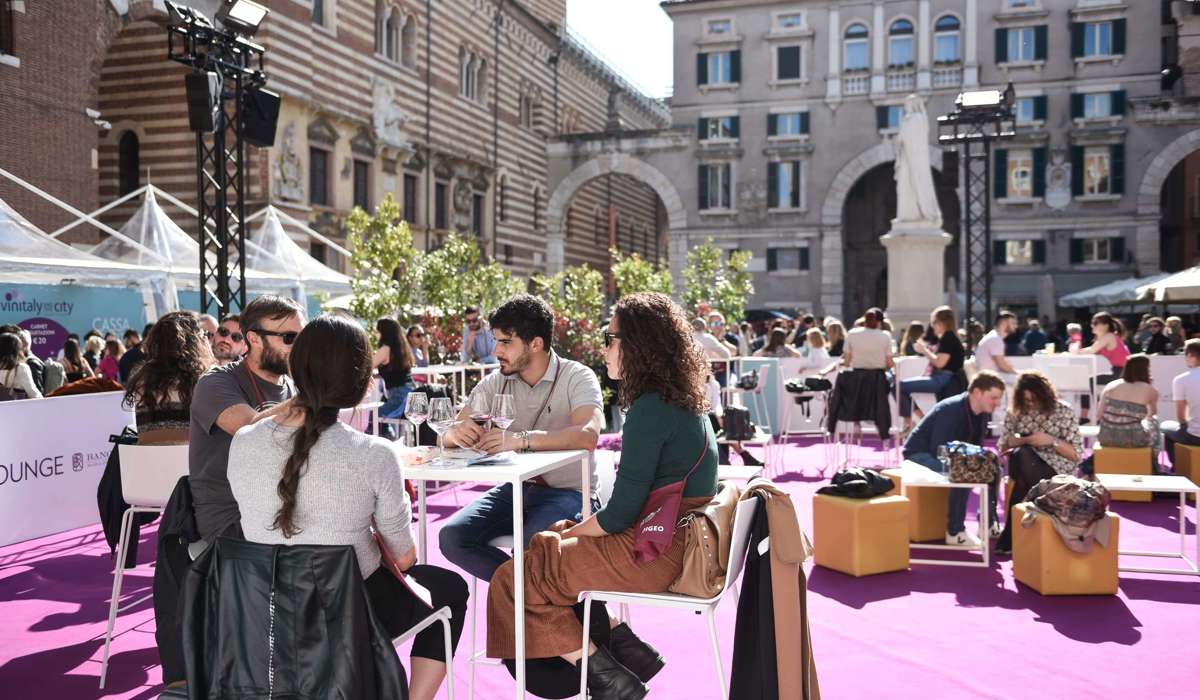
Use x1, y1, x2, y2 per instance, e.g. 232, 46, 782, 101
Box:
880, 223, 952, 327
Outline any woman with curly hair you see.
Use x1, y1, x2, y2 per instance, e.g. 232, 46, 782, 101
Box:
994, 370, 1083, 553
487, 292, 718, 700
123, 311, 215, 444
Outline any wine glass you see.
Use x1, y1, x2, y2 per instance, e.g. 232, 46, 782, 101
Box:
491, 393, 515, 446
404, 391, 429, 441
427, 397, 455, 465
468, 391, 492, 432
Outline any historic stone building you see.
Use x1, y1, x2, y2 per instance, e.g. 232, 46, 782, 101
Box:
0, 0, 669, 280
653, 0, 1200, 322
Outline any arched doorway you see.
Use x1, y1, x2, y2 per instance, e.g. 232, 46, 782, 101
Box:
839, 161, 960, 321
1157, 152, 1200, 272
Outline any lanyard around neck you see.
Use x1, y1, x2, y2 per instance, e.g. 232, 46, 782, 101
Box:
504, 354, 561, 431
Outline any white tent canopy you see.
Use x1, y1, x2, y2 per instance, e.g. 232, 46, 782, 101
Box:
0, 195, 158, 284
1058, 273, 1171, 308
1136, 266, 1200, 303
244, 206, 352, 295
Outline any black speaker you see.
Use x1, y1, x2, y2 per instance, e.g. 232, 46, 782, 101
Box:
242, 88, 280, 147
184, 71, 222, 133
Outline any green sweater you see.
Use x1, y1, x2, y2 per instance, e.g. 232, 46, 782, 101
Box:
596, 392, 719, 534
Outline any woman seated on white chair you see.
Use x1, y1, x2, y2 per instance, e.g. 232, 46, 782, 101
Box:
122, 311, 214, 444
0, 332, 42, 400
486, 292, 718, 700
228, 315, 467, 700
797, 328, 831, 371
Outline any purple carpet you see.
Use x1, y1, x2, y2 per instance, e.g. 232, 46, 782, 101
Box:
1, 439, 1198, 699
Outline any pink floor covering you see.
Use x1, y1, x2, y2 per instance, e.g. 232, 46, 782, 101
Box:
2, 438, 1198, 700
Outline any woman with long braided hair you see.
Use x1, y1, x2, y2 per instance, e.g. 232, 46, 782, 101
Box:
228, 315, 467, 700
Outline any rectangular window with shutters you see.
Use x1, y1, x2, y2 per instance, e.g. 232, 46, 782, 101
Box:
767, 247, 810, 273
1008, 27, 1036, 62
768, 161, 803, 210
1084, 147, 1111, 195
1084, 22, 1112, 57
403, 173, 418, 224
994, 239, 1045, 266
1015, 96, 1046, 124
699, 116, 738, 140
1083, 238, 1111, 263
698, 163, 733, 210
776, 45, 802, 81
1007, 150, 1034, 199
353, 160, 370, 211
769, 112, 808, 138
1083, 93, 1111, 119
435, 181, 448, 229
309, 148, 329, 206
877, 105, 904, 130
471, 193, 485, 236
708, 51, 733, 84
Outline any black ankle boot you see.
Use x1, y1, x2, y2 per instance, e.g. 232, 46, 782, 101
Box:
739, 450, 763, 467
576, 644, 647, 700
608, 622, 665, 683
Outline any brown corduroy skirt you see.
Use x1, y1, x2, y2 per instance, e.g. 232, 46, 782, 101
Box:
486, 496, 711, 660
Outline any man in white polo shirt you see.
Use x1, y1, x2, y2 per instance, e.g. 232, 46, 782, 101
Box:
1166, 339, 1200, 465
439, 294, 605, 581
975, 311, 1018, 375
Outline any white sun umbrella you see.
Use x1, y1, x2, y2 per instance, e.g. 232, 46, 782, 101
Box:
1136, 266, 1200, 304
243, 206, 353, 299
1059, 273, 1171, 308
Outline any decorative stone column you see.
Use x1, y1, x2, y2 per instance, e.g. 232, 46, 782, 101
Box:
881, 223, 952, 326
668, 229, 690, 301
917, 0, 931, 90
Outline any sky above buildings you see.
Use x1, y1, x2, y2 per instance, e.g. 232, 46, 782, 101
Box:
566, 0, 674, 98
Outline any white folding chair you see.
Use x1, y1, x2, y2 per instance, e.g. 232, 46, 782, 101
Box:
99, 443, 190, 689
577, 498, 759, 700
1040, 363, 1094, 417
393, 606, 456, 700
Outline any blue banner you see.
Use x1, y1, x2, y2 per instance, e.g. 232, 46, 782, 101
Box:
0, 283, 148, 359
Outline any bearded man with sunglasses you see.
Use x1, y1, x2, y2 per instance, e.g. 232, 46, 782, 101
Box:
211, 314, 249, 364
188, 295, 305, 540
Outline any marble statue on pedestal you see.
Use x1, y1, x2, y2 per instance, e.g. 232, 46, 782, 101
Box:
893, 93, 942, 229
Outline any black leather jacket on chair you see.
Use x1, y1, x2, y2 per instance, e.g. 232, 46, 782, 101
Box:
181, 538, 408, 700
825, 368, 892, 440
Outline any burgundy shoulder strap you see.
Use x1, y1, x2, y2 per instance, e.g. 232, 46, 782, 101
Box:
681, 414, 711, 484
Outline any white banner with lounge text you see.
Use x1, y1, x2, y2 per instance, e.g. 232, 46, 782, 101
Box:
0, 392, 134, 547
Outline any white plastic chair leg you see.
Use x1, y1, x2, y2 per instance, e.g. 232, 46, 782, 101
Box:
467, 576, 477, 700
578, 593, 593, 700
99, 507, 134, 689
704, 606, 728, 699
441, 615, 456, 700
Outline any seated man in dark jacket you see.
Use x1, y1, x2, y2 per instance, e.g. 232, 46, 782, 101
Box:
902, 370, 1006, 547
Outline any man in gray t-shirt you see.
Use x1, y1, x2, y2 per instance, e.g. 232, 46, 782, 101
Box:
188, 296, 303, 540
439, 295, 604, 581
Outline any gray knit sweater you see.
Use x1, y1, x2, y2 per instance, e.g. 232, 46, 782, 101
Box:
228, 419, 415, 577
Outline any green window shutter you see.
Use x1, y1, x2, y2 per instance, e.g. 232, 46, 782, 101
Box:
1113, 19, 1126, 55
1070, 239, 1084, 264
698, 165, 709, 210
994, 148, 1008, 199
1111, 143, 1125, 194
1034, 26, 1048, 61
1111, 90, 1126, 116
767, 248, 778, 272
1070, 93, 1084, 119
1070, 22, 1085, 58
799, 112, 809, 134
1032, 147, 1047, 197
993, 240, 1008, 266
767, 163, 779, 208
778, 45, 801, 80
995, 28, 1008, 63
730, 116, 740, 138
767, 113, 778, 137
697, 117, 708, 140
697, 53, 708, 86
876, 106, 888, 130
1034, 95, 1048, 121
730, 50, 742, 83
1071, 146, 1085, 196
799, 247, 810, 271
1032, 240, 1047, 264
791, 162, 801, 207
1110, 236, 1126, 263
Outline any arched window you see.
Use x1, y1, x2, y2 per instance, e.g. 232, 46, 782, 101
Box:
475, 58, 487, 103
888, 19, 914, 67
118, 131, 140, 196
385, 9, 399, 61
844, 23, 869, 71
934, 15, 961, 63
401, 15, 416, 67
459, 48, 484, 101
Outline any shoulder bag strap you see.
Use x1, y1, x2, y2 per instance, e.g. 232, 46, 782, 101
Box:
243, 362, 267, 409
680, 415, 711, 487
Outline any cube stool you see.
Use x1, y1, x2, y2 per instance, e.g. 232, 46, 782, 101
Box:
1012, 503, 1119, 595
812, 493, 910, 577
882, 468, 949, 542
1092, 446, 1153, 502
1172, 444, 1200, 503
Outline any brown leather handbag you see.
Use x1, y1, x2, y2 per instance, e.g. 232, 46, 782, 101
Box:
668, 480, 741, 598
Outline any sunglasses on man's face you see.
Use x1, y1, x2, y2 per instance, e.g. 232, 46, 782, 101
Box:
217, 327, 244, 343
252, 328, 299, 345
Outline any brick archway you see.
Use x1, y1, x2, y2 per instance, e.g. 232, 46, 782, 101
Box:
1133, 128, 1200, 273
545, 152, 686, 277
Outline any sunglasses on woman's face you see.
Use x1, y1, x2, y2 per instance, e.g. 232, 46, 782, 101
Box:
217, 327, 244, 343
252, 328, 299, 345
603, 331, 622, 348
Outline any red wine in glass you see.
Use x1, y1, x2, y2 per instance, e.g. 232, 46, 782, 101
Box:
471, 414, 492, 431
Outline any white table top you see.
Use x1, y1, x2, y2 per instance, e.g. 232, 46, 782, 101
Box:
1079, 425, 1100, 438
397, 447, 589, 483
717, 464, 763, 480
1097, 473, 1199, 493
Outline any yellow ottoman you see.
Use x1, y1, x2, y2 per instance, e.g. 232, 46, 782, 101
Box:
813, 494, 910, 577
1012, 503, 1119, 595
1173, 444, 1200, 504
1093, 446, 1153, 502
882, 468, 949, 542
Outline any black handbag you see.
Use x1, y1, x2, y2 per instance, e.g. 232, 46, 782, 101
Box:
735, 369, 760, 391
723, 405, 756, 441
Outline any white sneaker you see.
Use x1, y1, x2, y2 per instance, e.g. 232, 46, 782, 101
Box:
945, 530, 981, 547
989, 521, 1004, 538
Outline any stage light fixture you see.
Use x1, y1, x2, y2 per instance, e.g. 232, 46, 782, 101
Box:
216, 0, 269, 37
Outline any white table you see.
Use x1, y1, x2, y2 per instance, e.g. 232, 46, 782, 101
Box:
340, 400, 383, 436
717, 428, 781, 477
400, 449, 592, 699
897, 465, 991, 568
1096, 473, 1200, 576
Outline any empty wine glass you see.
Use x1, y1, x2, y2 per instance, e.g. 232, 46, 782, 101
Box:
427, 397, 455, 465
404, 392, 429, 428
468, 391, 492, 432
491, 393, 515, 446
